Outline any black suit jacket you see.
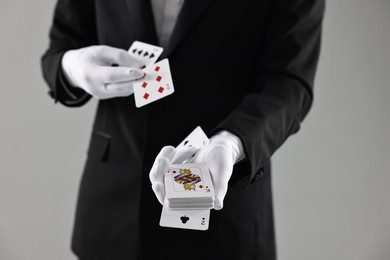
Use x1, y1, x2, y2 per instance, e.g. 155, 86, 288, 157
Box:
42, 0, 324, 259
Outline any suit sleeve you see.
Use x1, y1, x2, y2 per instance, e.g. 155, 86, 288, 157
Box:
41, 0, 97, 107
215, 0, 325, 182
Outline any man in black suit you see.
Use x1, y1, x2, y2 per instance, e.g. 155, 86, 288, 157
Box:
41, 0, 324, 259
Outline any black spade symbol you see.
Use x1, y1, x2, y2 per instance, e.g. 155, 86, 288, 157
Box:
132, 48, 137, 53
180, 215, 190, 224
150, 53, 155, 59
143, 51, 149, 57
138, 50, 143, 55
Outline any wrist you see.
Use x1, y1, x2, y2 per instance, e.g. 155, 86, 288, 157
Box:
61, 50, 79, 88
211, 130, 245, 164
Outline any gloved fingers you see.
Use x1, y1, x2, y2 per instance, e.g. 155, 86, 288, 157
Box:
149, 156, 171, 185
209, 163, 232, 210
149, 146, 177, 204
149, 146, 176, 184
187, 145, 208, 164
151, 182, 165, 205
87, 85, 132, 100
210, 167, 233, 210
97, 91, 134, 100
202, 146, 233, 210
172, 146, 198, 164
91, 45, 142, 67
213, 184, 229, 210
95, 66, 144, 84
104, 81, 135, 96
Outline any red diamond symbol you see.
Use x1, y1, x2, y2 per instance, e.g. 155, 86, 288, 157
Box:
156, 76, 162, 82
142, 82, 148, 88
143, 93, 149, 100
158, 87, 164, 93
155, 66, 160, 72
199, 185, 203, 189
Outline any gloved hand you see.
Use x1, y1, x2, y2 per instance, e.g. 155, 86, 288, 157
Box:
149, 131, 244, 210
61, 45, 144, 99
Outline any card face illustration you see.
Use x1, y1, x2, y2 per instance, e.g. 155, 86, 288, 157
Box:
128, 41, 163, 68
160, 206, 210, 231
133, 59, 174, 107
165, 164, 214, 199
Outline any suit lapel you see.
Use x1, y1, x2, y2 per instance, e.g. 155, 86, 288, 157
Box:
124, 0, 158, 44
162, 0, 213, 58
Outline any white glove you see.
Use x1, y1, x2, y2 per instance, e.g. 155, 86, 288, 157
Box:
149, 131, 244, 210
61, 45, 144, 99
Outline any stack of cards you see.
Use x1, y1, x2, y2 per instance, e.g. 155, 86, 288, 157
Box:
160, 163, 214, 231
128, 41, 175, 108
165, 163, 215, 209
159, 126, 215, 231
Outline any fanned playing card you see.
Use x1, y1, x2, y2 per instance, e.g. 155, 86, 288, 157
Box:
128, 41, 163, 68
176, 126, 210, 153
133, 59, 174, 108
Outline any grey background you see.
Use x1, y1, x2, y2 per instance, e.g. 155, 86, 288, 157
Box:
0, 0, 389, 259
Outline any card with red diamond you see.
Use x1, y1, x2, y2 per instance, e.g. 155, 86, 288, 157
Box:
133, 58, 175, 108
165, 163, 214, 200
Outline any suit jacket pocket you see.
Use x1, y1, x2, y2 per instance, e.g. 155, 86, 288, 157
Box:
87, 130, 111, 161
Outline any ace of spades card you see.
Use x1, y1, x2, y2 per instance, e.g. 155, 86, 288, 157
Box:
133, 59, 175, 108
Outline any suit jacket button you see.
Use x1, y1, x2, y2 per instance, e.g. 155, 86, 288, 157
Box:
254, 168, 264, 181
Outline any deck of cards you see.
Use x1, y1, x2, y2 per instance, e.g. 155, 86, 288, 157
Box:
159, 126, 215, 231
128, 41, 175, 108
165, 163, 215, 209
160, 163, 214, 231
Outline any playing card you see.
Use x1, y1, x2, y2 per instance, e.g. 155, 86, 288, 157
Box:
160, 163, 214, 230
128, 41, 163, 68
133, 59, 174, 108
165, 164, 214, 200
160, 205, 210, 231
176, 126, 210, 153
